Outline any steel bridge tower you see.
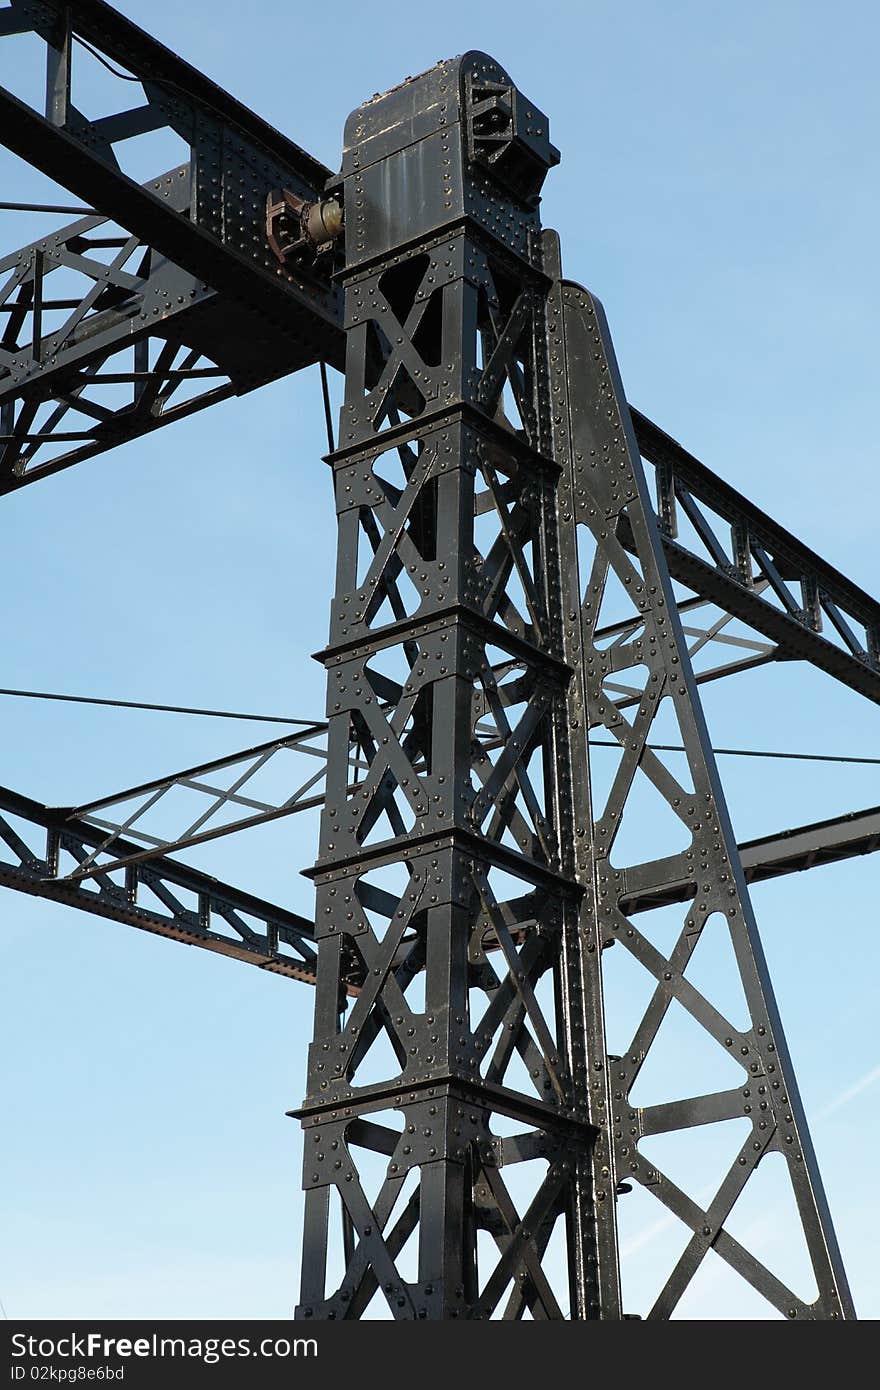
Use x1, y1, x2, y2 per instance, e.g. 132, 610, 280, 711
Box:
0, 0, 871, 1319
292, 56, 851, 1321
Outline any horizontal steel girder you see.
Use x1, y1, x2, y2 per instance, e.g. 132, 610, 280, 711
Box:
0, 781, 321, 985
0, 81, 340, 336
0, 0, 344, 487
0, 37, 877, 714
1, 786, 878, 992
631, 408, 880, 702
618, 802, 880, 914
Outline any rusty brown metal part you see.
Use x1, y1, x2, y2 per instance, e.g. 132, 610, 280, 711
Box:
266, 189, 343, 266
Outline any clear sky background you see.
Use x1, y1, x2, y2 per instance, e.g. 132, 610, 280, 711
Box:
0, 0, 878, 1320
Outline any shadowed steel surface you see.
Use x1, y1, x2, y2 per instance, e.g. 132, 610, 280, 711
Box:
0, 783, 320, 983
0, 776, 874, 985
547, 254, 851, 1318
294, 54, 612, 1322
0, 0, 872, 1320
0, 0, 342, 491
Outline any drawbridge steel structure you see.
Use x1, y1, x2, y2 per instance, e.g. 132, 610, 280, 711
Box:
0, 0, 873, 1320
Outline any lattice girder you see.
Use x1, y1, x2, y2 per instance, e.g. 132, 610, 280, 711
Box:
546, 232, 853, 1320
296, 53, 604, 1320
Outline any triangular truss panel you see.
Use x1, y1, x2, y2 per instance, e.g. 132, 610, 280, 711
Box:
0, 0, 868, 1322
547, 236, 853, 1319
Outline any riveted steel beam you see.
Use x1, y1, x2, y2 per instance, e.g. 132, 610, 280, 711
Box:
294, 55, 613, 1323
0, 0, 345, 488
548, 255, 854, 1320
1, 766, 875, 991
0, 781, 320, 983
631, 410, 880, 702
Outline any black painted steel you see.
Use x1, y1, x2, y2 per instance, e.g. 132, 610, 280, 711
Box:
289, 56, 853, 1319
619, 804, 880, 914
0, 0, 871, 1320
293, 56, 608, 1321
738, 806, 880, 884
548, 257, 852, 1318
633, 411, 880, 703
0, 764, 875, 986
0, 782, 319, 982
60, 725, 331, 879
0, 0, 342, 489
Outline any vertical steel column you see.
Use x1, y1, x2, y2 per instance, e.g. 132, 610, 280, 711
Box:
294, 54, 614, 1320
545, 238, 855, 1320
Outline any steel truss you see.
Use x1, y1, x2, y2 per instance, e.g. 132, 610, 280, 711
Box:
0, 748, 876, 982
292, 59, 854, 1319
0, 0, 875, 1320
0, 0, 342, 491
0, 781, 320, 983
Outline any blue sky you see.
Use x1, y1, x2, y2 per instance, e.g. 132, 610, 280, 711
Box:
0, 0, 878, 1319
